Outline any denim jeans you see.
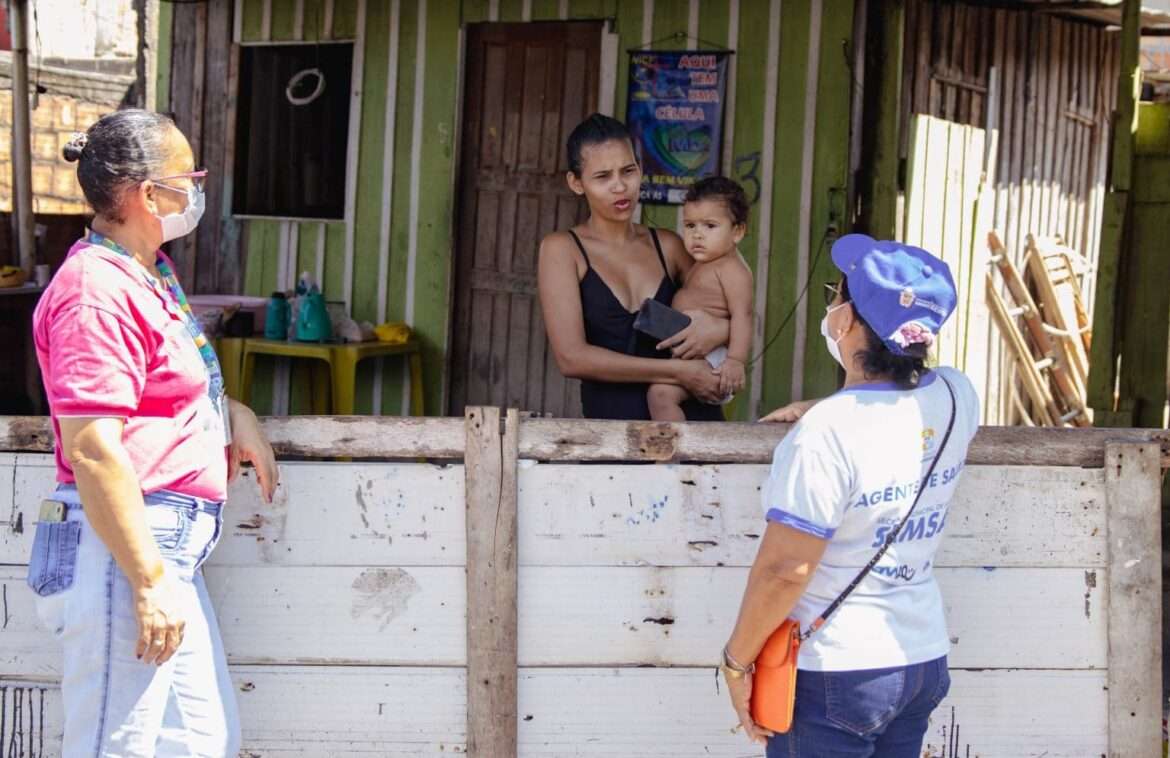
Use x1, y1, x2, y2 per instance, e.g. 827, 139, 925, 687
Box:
29, 487, 240, 758
767, 656, 950, 758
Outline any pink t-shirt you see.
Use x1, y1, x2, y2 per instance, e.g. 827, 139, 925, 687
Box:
33, 239, 228, 502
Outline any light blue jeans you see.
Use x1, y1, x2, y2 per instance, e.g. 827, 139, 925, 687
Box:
28, 487, 240, 758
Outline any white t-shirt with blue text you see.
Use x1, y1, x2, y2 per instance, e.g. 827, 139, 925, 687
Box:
761, 367, 980, 672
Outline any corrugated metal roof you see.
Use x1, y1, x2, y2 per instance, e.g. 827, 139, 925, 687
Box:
991, 0, 1170, 33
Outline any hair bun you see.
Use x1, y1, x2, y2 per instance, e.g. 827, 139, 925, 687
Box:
61, 132, 88, 162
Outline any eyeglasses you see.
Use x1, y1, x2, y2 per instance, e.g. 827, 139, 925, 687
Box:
823, 281, 843, 307
151, 169, 208, 194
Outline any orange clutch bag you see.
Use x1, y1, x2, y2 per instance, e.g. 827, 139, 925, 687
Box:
750, 618, 801, 733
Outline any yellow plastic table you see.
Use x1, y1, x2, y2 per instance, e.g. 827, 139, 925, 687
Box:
237, 338, 424, 416
212, 337, 246, 402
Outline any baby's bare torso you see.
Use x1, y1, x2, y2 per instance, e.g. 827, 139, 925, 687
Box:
670, 253, 746, 318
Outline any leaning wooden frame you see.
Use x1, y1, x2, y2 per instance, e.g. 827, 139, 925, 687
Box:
1, 413, 1165, 757
987, 231, 1091, 428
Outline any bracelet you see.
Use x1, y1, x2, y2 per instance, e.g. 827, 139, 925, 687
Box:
721, 645, 754, 674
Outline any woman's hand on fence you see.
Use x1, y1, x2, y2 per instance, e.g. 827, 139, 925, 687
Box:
678, 359, 725, 404
657, 310, 729, 359
134, 573, 186, 665
759, 399, 819, 423
724, 670, 774, 745
228, 399, 280, 503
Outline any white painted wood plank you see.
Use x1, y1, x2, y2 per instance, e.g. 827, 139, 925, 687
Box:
0, 458, 1105, 569
237, 667, 467, 755
0, 561, 1107, 679
517, 464, 1106, 568
934, 567, 1107, 669
938, 122, 966, 368
0, 458, 464, 566
233, 0, 243, 44
516, 566, 1106, 669
598, 27, 619, 118
921, 117, 950, 266
323, 0, 334, 40
314, 222, 327, 295
0, 453, 55, 564
400, 0, 428, 415
372, 0, 403, 416
788, 0, 823, 404
272, 221, 294, 414
929, 669, 1108, 756
210, 462, 465, 566
719, 0, 739, 178
2, 565, 467, 676
293, 0, 305, 40
1, 667, 468, 757
748, 0, 782, 419
1, 569, 62, 679
402, 0, 428, 331
1, 668, 1107, 758
341, 0, 368, 312
0, 453, 24, 542
516, 668, 1107, 757
969, 133, 999, 425
903, 115, 929, 246
208, 566, 465, 666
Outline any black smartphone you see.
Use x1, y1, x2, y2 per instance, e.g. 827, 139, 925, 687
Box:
633, 298, 692, 341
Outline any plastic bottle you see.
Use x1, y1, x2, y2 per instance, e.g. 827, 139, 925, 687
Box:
264, 292, 289, 340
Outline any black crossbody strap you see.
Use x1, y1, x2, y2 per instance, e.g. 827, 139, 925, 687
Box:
800, 374, 958, 642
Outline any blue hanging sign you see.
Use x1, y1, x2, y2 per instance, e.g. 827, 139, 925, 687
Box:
626, 50, 730, 205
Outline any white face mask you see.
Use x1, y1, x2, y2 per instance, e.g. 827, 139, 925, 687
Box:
820, 302, 849, 368
154, 183, 205, 242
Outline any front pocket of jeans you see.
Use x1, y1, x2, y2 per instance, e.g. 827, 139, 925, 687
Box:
26, 520, 82, 597
147, 508, 188, 553
824, 668, 905, 736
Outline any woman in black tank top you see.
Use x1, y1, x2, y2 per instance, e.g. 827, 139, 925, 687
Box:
536, 115, 728, 420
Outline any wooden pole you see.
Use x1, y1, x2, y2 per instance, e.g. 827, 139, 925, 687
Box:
9, 0, 35, 274
464, 407, 519, 757
858, 0, 904, 239
1086, 0, 1140, 426
1104, 442, 1162, 757
134, 0, 161, 110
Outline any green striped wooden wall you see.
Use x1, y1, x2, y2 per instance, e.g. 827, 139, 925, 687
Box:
178, 0, 855, 419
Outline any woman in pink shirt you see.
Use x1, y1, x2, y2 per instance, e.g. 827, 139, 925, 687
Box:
29, 109, 277, 757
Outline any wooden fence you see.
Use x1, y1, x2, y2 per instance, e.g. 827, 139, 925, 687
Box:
1, 413, 1166, 756
900, 0, 1119, 286
903, 115, 1003, 425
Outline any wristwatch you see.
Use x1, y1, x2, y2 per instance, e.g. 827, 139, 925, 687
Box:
720, 646, 754, 680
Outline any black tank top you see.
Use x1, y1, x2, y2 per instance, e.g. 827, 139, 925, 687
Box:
569, 227, 724, 421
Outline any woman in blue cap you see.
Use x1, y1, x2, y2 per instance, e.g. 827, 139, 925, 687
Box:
719, 235, 981, 756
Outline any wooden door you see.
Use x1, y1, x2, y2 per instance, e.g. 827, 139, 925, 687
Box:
449, 22, 602, 417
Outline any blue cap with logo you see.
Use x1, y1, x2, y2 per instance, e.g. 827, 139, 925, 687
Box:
830, 233, 957, 356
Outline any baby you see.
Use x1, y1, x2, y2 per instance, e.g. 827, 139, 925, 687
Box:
648, 177, 754, 420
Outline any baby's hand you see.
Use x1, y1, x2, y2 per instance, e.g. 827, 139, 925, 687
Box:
719, 358, 746, 397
